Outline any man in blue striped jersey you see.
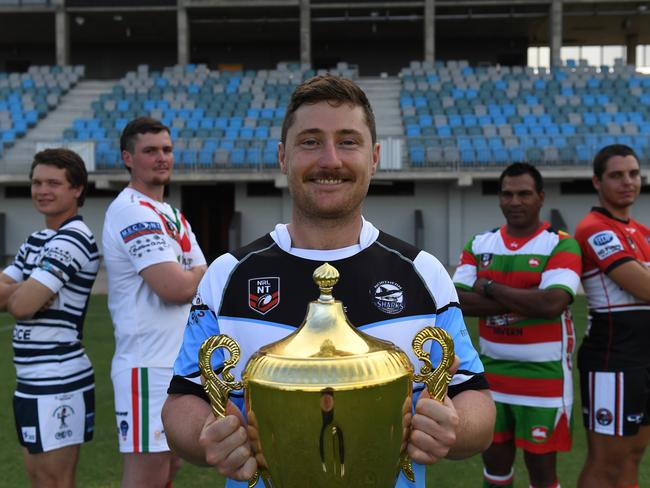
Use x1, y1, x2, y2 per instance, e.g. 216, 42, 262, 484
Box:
0, 148, 99, 488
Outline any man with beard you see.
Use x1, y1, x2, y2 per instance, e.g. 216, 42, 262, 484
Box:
574, 145, 650, 488
161, 75, 495, 488
103, 117, 207, 487
453, 163, 582, 488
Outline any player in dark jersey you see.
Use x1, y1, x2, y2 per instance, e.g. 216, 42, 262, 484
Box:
574, 144, 650, 488
161, 75, 496, 488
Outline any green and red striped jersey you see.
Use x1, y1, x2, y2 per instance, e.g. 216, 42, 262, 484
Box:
453, 222, 582, 408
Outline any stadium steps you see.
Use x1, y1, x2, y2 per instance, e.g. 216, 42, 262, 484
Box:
356, 77, 403, 138
0, 80, 116, 174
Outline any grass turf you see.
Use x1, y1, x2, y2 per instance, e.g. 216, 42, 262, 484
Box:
1, 295, 648, 487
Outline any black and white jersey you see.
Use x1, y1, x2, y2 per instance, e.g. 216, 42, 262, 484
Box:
171, 220, 487, 488
3, 216, 99, 397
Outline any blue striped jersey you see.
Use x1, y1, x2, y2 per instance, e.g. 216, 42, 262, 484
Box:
170, 219, 487, 488
3, 216, 99, 396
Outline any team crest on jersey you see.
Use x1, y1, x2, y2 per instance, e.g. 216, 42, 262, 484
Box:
528, 257, 540, 268
371, 281, 405, 314
479, 253, 493, 268
249, 277, 280, 315
531, 425, 548, 442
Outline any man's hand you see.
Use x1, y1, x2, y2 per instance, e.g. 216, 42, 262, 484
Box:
199, 401, 257, 481
407, 355, 461, 465
472, 277, 489, 296
39, 293, 57, 312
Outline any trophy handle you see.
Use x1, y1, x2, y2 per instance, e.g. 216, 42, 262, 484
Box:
198, 335, 244, 419
198, 336, 262, 488
400, 326, 456, 482
412, 326, 455, 402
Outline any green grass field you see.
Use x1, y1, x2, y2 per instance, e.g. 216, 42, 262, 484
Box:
1, 295, 648, 487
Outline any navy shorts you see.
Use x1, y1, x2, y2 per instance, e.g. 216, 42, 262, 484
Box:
14, 388, 95, 454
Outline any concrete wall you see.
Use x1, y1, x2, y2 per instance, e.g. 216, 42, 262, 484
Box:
2, 181, 649, 268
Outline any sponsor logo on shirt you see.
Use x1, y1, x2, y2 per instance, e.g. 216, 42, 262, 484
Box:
39, 259, 65, 280
528, 257, 540, 268
596, 408, 613, 426
21, 426, 36, 443
370, 281, 405, 314
249, 277, 280, 315
128, 234, 169, 258
531, 426, 548, 442
43, 246, 73, 266
626, 413, 644, 424
588, 231, 624, 260
120, 222, 164, 243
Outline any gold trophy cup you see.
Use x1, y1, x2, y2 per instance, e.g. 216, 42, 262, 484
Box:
199, 263, 454, 487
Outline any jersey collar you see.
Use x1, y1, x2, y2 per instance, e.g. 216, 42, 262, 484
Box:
499, 221, 549, 250
270, 217, 380, 260
592, 206, 630, 224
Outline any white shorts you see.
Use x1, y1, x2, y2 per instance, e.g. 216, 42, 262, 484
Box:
112, 367, 172, 453
14, 388, 95, 454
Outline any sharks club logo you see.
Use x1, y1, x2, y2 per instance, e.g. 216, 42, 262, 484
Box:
371, 281, 405, 314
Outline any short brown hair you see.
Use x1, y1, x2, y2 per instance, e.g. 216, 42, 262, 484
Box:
281, 75, 377, 145
30, 148, 88, 207
120, 117, 170, 153
592, 144, 640, 179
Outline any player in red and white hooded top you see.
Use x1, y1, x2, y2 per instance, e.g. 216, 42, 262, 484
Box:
574, 144, 650, 488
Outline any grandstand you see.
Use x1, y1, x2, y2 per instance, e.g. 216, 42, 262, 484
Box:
0, 0, 649, 267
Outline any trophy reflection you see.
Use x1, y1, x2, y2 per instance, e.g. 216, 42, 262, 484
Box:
199, 263, 454, 487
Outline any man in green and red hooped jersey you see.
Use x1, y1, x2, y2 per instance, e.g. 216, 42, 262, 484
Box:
574, 145, 650, 488
453, 163, 582, 488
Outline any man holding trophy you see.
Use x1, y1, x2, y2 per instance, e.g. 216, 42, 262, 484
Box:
162, 75, 495, 487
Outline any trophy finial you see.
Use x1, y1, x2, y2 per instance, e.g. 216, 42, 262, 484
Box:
314, 263, 339, 302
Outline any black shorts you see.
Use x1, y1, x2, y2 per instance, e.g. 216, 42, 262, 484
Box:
14, 389, 95, 454
580, 366, 650, 436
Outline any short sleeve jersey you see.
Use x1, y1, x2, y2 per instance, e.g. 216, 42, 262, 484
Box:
103, 187, 206, 376
574, 207, 650, 369
2, 216, 99, 396
170, 219, 487, 488
453, 223, 582, 408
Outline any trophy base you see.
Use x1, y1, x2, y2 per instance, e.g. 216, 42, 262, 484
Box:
246, 376, 412, 488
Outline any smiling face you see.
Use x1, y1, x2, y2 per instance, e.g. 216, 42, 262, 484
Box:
122, 130, 173, 192
278, 101, 379, 223
31, 164, 81, 226
593, 154, 641, 215
499, 173, 544, 235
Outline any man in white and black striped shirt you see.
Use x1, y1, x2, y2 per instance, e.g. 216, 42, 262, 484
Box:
0, 148, 99, 488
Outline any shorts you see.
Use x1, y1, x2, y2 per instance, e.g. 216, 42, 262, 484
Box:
580, 367, 650, 436
13, 388, 95, 454
112, 367, 172, 453
492, 401, 572, 454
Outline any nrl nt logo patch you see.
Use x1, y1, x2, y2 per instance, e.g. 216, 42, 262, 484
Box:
249, 277, 280, 315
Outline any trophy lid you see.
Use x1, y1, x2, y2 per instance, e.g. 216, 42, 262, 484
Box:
243, 263, 413, 391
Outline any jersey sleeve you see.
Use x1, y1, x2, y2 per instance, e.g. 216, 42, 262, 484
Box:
452, 237, 477, 291
539, 232, 582, 297
29, 228, 93, 293
110, 203, 179, 273
2, 240, 27, 282
578, 221, 634, 274
414, 251, 488, 397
